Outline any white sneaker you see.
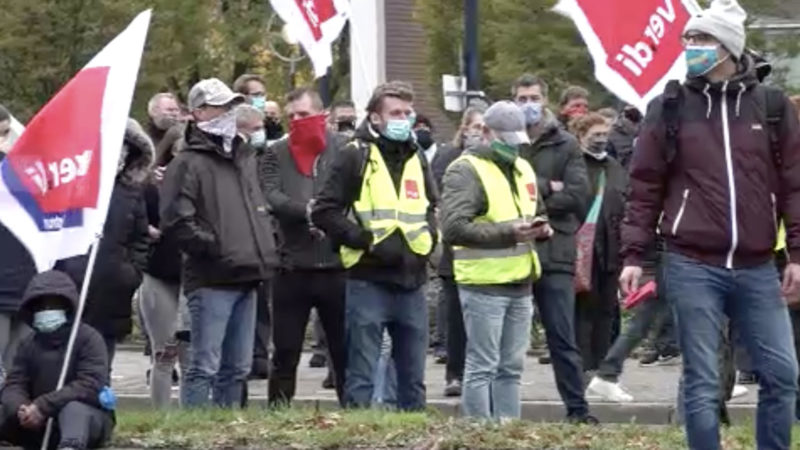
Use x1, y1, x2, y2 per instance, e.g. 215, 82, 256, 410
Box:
587, 376, 634, 403
731, 384, 749, 399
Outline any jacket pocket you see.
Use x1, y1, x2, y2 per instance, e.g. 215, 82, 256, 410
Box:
671, 189, 690, 236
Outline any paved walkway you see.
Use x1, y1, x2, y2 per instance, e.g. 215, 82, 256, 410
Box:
113, 349, 758, 423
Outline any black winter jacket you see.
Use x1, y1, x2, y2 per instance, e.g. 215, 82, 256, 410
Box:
0, 223, 36, 314
160, 122, 278, 293
583, 154, 628, 274
2, 271, 112, 421
311, 122, 438, 289
57, 120, 153, 339
258, 131, 344, 271
519, 111, 590, 274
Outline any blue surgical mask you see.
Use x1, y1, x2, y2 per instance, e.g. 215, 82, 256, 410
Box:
685, 45, 724, 78
383, 119, 412, 142
249, 129, 266, 149
407, 112, 417, 128
33, 309, 67, 333
520, 102, 543, 126
250, 95, 267, 111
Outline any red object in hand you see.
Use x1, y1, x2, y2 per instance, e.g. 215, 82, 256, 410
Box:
623, 280, 656, 310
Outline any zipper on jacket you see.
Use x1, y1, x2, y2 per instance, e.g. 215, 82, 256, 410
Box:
672, 189, 690, 236
721, 81, 738, 269
772, 193, 779, 234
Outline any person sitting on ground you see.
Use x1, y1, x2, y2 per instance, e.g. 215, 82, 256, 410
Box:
0, 271, 114, 449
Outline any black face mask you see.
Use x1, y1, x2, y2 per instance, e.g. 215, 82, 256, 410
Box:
623, 108, 643, 124
265, 117, 284, 140
336, 117, 357, 133
415, 129, 434, 150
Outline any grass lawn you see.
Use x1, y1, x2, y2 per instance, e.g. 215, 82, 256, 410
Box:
113, 407, 792, 449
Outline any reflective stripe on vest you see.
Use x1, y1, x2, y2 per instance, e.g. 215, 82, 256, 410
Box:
452, 154, 542, 285
340, 143, 433, 268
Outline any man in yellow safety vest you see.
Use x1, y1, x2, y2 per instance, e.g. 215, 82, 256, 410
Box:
311, 81, 438, 410
440, 100, 552, 419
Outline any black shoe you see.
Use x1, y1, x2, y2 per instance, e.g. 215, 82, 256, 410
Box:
444, 379, 462, 397
737, 371, 758, 385
638, 350, 660, 367
538, 354, 551, 365
309, 353, 327, 368
249, 359, 270, 380
172, 368, 180, 385
567, 414, 600, 425
322, 371, 335, 389
146, 369, 151, 386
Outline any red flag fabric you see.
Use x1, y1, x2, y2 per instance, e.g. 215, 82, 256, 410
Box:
554, 0, 702, 110
0, 11, 151, 271
271, 0, 351, 77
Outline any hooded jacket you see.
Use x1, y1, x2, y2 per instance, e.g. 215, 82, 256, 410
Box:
258, 130, 344, 271
311, 121, 438, 289
2, 271, 111, 420
56, 119, 152, 339
441, 144, 547, 295
622, 56, 800, 268
160, 121, 278, 293
519, 110, 591, 274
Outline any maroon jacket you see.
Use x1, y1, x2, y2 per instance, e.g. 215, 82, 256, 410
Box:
622, 58, 800, 269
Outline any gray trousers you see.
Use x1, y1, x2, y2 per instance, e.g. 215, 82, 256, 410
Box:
0, 401, 113, 449
139, 274, 190, 408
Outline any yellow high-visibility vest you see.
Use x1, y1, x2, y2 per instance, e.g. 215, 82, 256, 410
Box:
452, 154, 542, 285
340, 143, 433, 268
777, 222, 786, 252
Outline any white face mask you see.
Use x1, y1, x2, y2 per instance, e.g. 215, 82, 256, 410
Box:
198, 109, 238, 152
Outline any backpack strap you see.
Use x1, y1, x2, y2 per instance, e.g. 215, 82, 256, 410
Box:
762, 85, 785, 168
662, 80, 683, 165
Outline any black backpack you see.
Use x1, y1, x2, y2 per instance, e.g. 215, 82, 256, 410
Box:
662, 79, 786, 168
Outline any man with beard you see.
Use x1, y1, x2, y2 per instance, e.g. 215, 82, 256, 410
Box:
146, 93, 182, 148
312, 81, 438, 410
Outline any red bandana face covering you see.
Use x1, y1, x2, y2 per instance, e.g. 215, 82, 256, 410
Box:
289, 114, 327, 176
562, 103, 589, 119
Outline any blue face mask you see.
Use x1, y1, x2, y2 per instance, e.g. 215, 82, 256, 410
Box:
519, 102, 543, 126
407, 112, 417, 128
685, 45, 722, 78
249, 129, 266, 148
383, 119, 412, 142
250, 95, 267, 111
33, 309, 67, 333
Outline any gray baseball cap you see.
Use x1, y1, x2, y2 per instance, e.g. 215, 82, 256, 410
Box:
483, 100, 530, 146
188, 78, 244, 111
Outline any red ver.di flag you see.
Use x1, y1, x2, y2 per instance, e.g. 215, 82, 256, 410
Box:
0, 10, 151, 271
270, 0, 351, 77
554, 0, 701, 111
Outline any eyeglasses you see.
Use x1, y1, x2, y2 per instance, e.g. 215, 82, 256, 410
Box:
682, 32, 716, 46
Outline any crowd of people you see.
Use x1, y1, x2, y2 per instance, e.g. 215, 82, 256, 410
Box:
0, 0, 800, 448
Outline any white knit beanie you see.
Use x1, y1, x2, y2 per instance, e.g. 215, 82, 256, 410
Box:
683, 0, 748, 59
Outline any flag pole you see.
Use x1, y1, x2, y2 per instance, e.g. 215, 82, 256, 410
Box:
347, 13, 375, 95
41, 234, 103, 450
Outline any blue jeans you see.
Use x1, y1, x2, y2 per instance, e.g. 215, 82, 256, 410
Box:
665, 253, 798, 450
371, 331, 397, 406
344, 280, 427, 410
459, 287, 533, 419
181, 287, 257, 408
